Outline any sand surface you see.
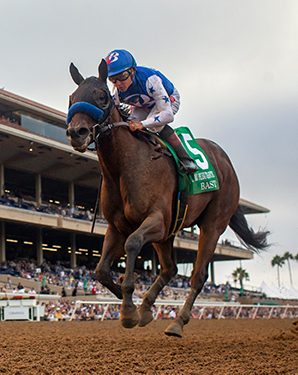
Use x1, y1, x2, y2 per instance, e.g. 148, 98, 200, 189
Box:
0, 319, 297, 374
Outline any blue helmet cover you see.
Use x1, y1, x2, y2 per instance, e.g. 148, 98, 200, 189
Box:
105, 49, 137, 77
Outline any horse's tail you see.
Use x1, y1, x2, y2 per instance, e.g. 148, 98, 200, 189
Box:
228, 206, 269, 252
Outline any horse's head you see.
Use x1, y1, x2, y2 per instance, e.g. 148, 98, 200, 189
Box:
66, 60, 112, 152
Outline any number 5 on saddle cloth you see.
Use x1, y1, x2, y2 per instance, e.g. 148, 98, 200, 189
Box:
153, 126, 219, 237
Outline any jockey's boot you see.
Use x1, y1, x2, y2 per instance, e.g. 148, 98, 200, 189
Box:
159, 125, 199, 175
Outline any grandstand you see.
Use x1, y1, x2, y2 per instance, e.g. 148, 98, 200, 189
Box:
0, 88, 270, 283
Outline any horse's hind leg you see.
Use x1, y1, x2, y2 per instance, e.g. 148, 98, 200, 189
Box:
165, 228, 220, 337
138, 239, 177, 327
95, 225, 126, 299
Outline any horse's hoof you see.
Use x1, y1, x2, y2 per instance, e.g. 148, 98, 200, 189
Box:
290, 320, 298, 335
138, 310, 153, 327
120, 309, 139, 329
164, 322, 183, 338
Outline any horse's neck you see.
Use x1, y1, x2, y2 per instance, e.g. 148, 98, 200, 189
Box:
96, 110, 136, 179
111, 106, 128, 126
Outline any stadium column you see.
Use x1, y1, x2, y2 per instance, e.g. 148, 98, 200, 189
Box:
36, 228, 43, 265
70, 233, 76, 268
0, 163, 4, 195
35, 174, 42, 206
69, 181, 75, 213
0, 222, 5, 262
152, 247, 157, 276
209, 261, 215, 284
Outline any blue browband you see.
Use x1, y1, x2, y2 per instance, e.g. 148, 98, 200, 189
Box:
66, 102, 104, 125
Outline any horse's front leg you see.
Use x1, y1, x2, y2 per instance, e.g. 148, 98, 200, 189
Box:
138, 239, 177, 327
95, 225, 126, 299
120, 212, 167, 329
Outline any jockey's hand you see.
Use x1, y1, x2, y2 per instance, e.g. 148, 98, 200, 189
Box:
129, 121, 143, 132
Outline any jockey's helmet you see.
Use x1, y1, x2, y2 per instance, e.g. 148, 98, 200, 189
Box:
105, 49, 137, 76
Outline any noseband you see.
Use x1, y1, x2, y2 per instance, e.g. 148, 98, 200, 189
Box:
66, 102, 104, 125
67, 94, 127, 149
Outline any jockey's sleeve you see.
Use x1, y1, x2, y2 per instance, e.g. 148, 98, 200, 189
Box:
141, 75, 174, 129
110, 86, 120, 106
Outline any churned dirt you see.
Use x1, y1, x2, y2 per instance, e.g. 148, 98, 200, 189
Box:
0, 319, 297, 374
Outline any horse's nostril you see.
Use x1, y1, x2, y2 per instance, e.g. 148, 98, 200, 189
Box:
66, 126, 89, 139
77, 127, 90, 137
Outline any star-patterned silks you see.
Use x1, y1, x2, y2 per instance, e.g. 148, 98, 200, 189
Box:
149, 86, 155, 94
109, 66, 177, 129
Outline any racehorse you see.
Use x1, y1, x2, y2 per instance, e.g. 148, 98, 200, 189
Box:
66, 59, 269, 337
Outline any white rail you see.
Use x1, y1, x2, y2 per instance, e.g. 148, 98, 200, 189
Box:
69, 299, 298, 321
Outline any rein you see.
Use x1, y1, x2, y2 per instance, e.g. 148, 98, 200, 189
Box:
91, 172, 103, 233
92, 121, 129, 141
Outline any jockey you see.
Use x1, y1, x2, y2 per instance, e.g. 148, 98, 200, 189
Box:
105, 49, 198, 175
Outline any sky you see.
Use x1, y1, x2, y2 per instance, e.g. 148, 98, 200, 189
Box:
1, 0, 298, 291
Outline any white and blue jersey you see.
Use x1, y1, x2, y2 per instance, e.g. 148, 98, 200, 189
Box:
111, 66, 180, 132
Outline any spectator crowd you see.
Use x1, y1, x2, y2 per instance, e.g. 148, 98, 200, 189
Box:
0, 191, 108, 223
1, 258, 297, 322
0, 258, 233, 300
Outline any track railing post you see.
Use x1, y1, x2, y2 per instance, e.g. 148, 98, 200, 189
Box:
252, 306, 259, 319
236, 306, 242, 319
101, 303, 110, 321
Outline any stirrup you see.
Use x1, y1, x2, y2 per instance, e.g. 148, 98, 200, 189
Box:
179, 160, 199, 175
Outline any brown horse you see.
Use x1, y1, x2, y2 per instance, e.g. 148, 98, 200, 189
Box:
66, 59, 269, 337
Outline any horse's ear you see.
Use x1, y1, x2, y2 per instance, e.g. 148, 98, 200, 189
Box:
69, 63, 84, 86
98, 59, 108, 83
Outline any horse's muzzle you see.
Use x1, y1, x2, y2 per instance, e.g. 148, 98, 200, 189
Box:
66, 124, 91, 152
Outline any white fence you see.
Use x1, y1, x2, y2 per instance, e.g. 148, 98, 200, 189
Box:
70, 299, 298, 321
0, 293, 57, 321
0, 298, 45, 321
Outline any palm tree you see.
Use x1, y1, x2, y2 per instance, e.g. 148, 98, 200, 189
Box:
283, 252, 293, 286
271, 255, 285, 287
232, 267, 250, 294
295, 254, 298, 283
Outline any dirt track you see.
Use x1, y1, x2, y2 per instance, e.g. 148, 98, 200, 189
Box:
0, 319, 297, 374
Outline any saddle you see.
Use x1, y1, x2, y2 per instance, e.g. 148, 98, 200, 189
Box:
131, 129, 172, 159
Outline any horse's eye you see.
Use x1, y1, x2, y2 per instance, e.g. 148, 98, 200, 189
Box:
93, 90, 107, 106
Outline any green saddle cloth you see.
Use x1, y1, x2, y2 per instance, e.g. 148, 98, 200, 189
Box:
160, 126, 220, 195
151, 126, 219, 237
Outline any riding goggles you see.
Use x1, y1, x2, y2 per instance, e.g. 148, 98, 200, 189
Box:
108, 69, 131, 84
